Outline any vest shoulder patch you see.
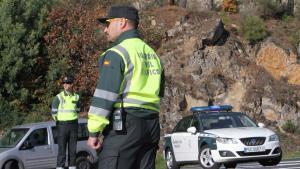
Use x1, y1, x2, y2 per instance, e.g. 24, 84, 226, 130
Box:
103, 60, 110, 66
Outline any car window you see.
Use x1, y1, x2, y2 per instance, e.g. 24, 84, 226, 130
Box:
200, 113, 257, 129
78, 123, 89, 141
26, 128, 48, 147
234, 114, 257, 127
173, 117, 192, 132
51, 127, 58, 144
201, 115, 235, 129
191, 117, 200, 131
0, 128, 29, 148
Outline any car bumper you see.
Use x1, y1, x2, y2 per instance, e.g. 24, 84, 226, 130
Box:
211, 141, 281, 163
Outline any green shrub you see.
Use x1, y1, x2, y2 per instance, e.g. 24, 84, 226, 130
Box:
282, 120, 297, 134
219, 11, 231, 25
282, 14, 293, 23
257, 0, 283, 19
240, 15, 268, 45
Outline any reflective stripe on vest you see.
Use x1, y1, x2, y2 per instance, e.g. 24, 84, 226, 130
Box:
108, 38, 162, 112
57, 91, 79, 121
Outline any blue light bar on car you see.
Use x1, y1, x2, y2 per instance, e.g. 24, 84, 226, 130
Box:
190, 105, 233, 113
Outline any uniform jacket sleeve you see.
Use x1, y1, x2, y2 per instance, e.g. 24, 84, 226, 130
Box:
51, 95, 60, 121
88, 50, 125, 137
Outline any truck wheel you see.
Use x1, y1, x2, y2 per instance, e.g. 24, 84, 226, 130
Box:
76, 156, 91, 169
199, 145, 221, 169
166, 149, 180, 169
4, 161, 19, 169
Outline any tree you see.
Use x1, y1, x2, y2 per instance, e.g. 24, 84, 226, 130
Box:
0, 0, 53, 129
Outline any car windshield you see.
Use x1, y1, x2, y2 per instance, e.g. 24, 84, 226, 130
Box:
200, 113, 257, 130
0, 128, 29, 148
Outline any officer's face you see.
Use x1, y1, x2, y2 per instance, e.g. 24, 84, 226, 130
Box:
103, 18, 126, 42
63, 83, 73, 92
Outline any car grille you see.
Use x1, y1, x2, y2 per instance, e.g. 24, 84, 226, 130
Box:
237, 149, 271, 156
240, 137, 266, 146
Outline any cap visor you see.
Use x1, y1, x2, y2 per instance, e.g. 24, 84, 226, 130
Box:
97, 17, 108, 24
97, 17, 115, 24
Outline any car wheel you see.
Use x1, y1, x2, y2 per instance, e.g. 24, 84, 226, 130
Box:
224, 162, 237, 168
259, 152, 282, 166
4, 161, 19, 169
199, 145, 221, 169
166, 149, 180, 169
76, 156, 91, 169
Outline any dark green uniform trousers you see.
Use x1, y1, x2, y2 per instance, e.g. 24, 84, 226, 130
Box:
57, 119, 78, 168
99, 113, 160, 169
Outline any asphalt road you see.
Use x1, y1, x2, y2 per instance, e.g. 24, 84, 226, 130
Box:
181, 158, 300, 169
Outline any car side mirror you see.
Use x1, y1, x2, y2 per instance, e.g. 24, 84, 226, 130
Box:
20, 140, 33, 150
258, 123, 265, 128
187, 127, 197, 134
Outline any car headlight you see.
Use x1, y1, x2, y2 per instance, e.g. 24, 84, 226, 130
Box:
216, 137, 238, 144
269, 134, 279, 142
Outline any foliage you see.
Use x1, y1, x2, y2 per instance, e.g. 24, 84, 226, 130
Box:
219, 11, 231, 25
44, 1, 165, 113
257, 0, 283, 19
222, 0, 238, 13
282, 120, 298, 134
44, 1, 111, 113
289, 30, 300, 48
240, 15, 268, 45
0, 0, 53, 129
282, 14, 293, 23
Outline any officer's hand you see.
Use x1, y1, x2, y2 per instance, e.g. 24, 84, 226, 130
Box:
87, 136, 101, 150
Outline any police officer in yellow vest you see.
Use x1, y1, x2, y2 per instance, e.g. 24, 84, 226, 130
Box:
52, 75, 80, 169
87, 5, 164, 169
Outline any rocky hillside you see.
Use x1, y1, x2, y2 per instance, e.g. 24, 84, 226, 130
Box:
139, 3, 300, 152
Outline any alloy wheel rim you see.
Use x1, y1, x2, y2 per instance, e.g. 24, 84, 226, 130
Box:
200, 148, 215, 167
166, 151, 173, 169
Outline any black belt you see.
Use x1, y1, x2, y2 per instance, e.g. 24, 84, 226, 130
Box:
57, 119, 78, 124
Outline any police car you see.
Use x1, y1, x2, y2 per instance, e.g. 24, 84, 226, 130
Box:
163, 105, 282, 169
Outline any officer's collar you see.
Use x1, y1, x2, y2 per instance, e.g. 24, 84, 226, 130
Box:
113, 29, 140, 46
64, 90, 74, 96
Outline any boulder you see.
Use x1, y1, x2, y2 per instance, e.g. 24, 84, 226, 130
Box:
186, 0, 213, 12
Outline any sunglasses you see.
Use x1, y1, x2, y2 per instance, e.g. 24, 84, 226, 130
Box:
104, 18, 127, 27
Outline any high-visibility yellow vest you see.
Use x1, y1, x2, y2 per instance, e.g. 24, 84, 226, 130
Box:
107, 38, 163, 112
57, 91, 79, 121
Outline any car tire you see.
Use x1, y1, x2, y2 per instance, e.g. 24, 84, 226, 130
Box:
199, 145, 221, 169
259, 152, 282, 166
4, 161, 19, 169
224, 162, 237, 168
166, 149, 180, 169
76, 156, 91, 169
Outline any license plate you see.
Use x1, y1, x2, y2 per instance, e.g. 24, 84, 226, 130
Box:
244, 146, 265, 153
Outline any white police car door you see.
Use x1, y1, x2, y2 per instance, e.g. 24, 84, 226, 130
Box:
184, 118, 200, 161
171, 116, 198, 162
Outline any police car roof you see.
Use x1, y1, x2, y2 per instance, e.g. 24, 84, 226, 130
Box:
190, 105, 233, 113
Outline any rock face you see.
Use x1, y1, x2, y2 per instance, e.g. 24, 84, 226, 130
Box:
186, 0, 213, 12
159, 10, 300, 135
256, 41, 300, 85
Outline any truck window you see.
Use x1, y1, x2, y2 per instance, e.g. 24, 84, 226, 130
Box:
78, 123, 88, 141
26, 128, 48, 147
